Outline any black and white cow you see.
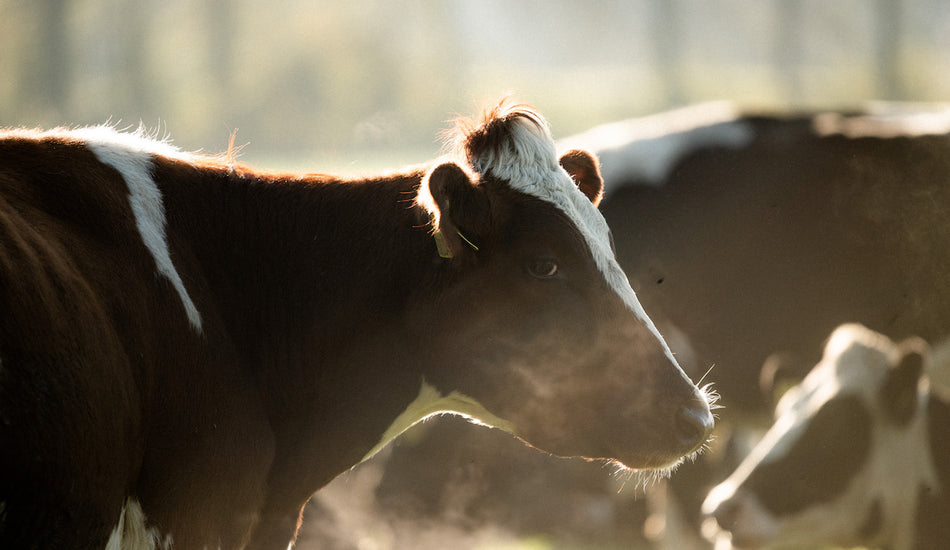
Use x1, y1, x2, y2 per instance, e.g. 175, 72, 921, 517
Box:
702, 324, 950, 550
568, 102, 950, 417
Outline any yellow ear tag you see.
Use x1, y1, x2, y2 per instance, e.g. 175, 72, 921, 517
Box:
430, 211, 454, 259
434, 229, 454, 258
429, 212, 479, 259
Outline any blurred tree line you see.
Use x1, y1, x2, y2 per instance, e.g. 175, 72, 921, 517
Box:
2, 0, 949, 168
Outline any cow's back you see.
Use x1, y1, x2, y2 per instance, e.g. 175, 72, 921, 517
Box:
0, 135, 151, 547
0, 134, 275, 548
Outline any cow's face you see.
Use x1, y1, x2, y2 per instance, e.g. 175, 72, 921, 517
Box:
702, 324, 936, 549
410, 104, 713, 472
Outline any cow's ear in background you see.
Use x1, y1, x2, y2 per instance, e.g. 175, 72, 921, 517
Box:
424, 162, 489, 263
559, 149, 604, 207
759, 352, 808, 412
881, 342, 927, 425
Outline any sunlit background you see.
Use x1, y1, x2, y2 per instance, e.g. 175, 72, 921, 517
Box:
5, 1, 950, 549
4, 0, 950, 171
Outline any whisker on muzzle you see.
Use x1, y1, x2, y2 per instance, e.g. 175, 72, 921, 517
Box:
601, 459, 677, 494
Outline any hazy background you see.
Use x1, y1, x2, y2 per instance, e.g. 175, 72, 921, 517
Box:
4, 0, 950, 171
5, 1, 950, 549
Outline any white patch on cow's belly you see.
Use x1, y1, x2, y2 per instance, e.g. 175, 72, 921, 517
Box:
76, 128, 203, 332
361, 380, 517, 463
105, 498, 172, 550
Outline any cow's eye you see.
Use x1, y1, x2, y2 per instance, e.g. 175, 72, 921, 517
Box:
527, 258, 559, 279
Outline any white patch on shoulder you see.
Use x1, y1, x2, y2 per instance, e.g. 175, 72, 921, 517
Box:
361, 380, 517, 463
70, 126, 203, 332
105, 498, 172, 550
557, 101, 754, 193
476, 113, 681, 368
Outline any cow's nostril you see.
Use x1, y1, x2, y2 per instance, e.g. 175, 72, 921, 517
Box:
675, 400, 714, 451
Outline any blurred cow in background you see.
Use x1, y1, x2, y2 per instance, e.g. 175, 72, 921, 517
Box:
575, 101, 950, 418
702, 324, 950, 550
566, 101, 950, 548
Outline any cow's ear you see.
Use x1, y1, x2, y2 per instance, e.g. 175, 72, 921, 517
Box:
759, 352, 807, 410
424, 162, 489, 263
881, 342, 927, 425
559, 149, 603, 207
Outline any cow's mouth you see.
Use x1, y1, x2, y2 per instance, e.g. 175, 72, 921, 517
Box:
609, 384, 718, 472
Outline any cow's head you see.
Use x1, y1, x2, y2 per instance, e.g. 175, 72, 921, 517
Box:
405, 102, 714, 473
702, 323, 938, 549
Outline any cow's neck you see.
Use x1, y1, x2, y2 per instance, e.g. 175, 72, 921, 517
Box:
164, 162, 445, 480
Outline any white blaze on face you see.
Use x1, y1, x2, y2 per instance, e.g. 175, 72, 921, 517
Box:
473, 114, 682, 369
68, 126, 203, 333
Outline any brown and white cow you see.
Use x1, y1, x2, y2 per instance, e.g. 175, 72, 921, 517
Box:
702, 324, 950, 550
0, 102, 713, 549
